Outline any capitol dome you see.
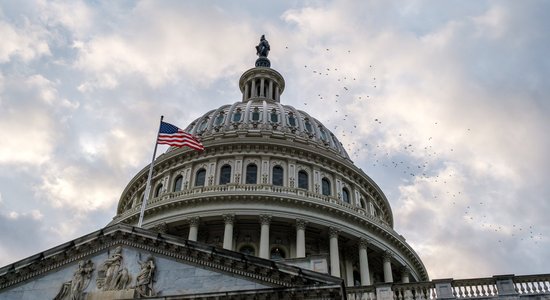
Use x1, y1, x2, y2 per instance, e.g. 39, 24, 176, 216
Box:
111, 38, 429, 285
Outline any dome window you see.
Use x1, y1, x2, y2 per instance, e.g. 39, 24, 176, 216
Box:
251, 107, 261, 121
321, 178, 331, 196
287, 113, 297, 127
342, 187, 350, 204
198, 118, 209, 133
154, 184, 163, 197
298, 170, 308, 189
173, 175, 183, 192
215, 112, 225, 126
270, 109, 278, 123
246, 164, 258, 184
272, 165, 284, 186
195, 169, 206, 187
360, 197, 367, 209
319, 127, 328, 142
219, 165, 231, 185
304, 118, 314, 135
232, 109, 242, 122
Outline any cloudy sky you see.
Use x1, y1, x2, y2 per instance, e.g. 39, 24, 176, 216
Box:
0, 0, 548, 280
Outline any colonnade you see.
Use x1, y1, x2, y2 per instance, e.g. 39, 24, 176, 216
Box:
184, 214, 409, 285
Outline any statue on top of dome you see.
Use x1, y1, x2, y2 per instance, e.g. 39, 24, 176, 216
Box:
255, 35, 270, 57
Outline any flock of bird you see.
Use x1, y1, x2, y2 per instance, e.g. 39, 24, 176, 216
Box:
282, 45, 544, 246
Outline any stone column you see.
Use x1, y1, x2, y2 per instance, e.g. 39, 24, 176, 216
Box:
268, 80, 273, 100
401, 267, 410, 283
244, 83, 249, 101
275, 87, 280, 102
251, 80, 256, 98
383, 251, 393, 283
359, 238, 371, 286
260, 78, 265, 97
188, 217, 199, 242
223, 214, 235, 250
329, 227, 341, 277
296, 219, 307, 258
259, 215, 272, 259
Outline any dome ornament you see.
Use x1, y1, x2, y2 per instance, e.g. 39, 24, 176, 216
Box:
255, 34, 271, 67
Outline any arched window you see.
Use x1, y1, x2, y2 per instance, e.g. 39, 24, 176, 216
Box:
173, 175, 183, 192
360, 198, 367, 209
342, 187, 350, 203
322, 178, 331, 196
215, 112, 225, 126
270, 247, 286, 260
246, 164, 257, 184
272, 165, 283, 186
154, 184, 163, 197
198, 118, 209, 132
287, 113, 297, 127
232, 109, 242, 122
270, 109, 278, 123
219, 165, 231, 185
319, 127, 328, 142
239, 245, 255, 256
304, 119, 313, 134
251, 107, 261, 121
298, 170, 308, 189
195, 169, 206, 187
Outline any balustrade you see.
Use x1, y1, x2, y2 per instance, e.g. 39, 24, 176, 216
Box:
346, 274, 550, 300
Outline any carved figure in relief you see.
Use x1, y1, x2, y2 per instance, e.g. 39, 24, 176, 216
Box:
135, 256, 156, 297
96, 246, 132, 290
53, 259, 94, 300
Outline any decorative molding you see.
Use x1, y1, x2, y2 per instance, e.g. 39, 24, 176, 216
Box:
295, 219, 308, 231
328, 227, 339, 239
0, 225, 342, 291
188, 217, 200, 227
223, 214, 235, 225
259, 214, 272, 226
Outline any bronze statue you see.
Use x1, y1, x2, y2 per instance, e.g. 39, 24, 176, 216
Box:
255, 35, 270, 57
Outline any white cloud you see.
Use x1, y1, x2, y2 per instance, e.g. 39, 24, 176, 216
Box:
0, 19, 50, 63
74, 2, 255, 90
36, 163, 120, 212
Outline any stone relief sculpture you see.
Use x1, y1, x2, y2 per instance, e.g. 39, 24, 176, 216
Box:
135, 256, 156, 297
96, 246, 132, 291
53, 259, 94, 300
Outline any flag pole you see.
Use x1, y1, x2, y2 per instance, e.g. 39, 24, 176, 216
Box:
137, 115, 164, 228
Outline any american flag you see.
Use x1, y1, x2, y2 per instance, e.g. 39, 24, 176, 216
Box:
157, 121, 204, 151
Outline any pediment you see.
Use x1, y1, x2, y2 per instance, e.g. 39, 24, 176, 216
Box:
0, 224, 342, 299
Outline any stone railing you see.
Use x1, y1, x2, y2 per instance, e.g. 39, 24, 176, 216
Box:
114, 184, 390, 228
347, 274, 550, 300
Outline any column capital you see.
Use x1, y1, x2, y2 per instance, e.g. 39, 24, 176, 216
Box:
223, 214, 235, 225
259, 214, 272, 225
400, 266, 410, 276
358, 238, 370, 249
328, 227, 339, 238
188, 216, 200, 226
383, 250, 393, 262
296, 219, 308, 230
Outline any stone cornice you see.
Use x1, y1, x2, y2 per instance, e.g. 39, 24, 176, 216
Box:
0, 224, 341, 291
